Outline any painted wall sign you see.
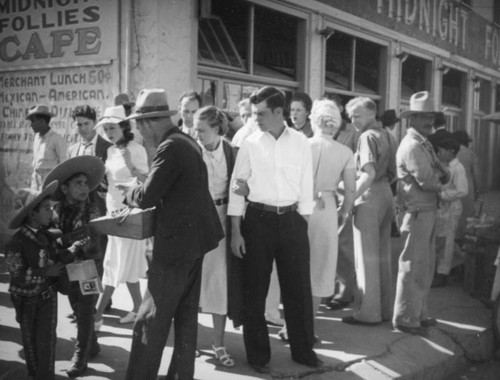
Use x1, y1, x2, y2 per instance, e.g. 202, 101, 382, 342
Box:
0, 65, 117, 230
318, 0, 500, 70
0, 0, 118, 70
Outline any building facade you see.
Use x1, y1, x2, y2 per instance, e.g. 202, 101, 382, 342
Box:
1, 0, 499, 226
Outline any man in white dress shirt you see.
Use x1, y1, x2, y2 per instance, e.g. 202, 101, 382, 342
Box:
228, 86, 321, 373
178, 90, 201, 139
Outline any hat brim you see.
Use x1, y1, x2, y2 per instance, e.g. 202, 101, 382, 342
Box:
26, 111, 55, 120
9, 181, 59, 229
127, 110, 178, 120
42, 156, 105, 199
94, 116, 126, 129
399, 110, 438, 118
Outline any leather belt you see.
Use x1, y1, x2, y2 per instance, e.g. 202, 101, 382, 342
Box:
13, 284, 57, 302
248, 201, 298, 215
214, 197, 229, 206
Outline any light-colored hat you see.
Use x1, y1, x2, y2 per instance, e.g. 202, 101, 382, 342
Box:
399, 91, 438, 118
127, 89, 178, 120
43, 156, 105, 200
9, 181, 58, 229
114, 93, 135, 107
94, 105, 127, 129
26, 105, 55, 120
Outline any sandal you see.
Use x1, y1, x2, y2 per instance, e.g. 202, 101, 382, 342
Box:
212, 345, 235, 367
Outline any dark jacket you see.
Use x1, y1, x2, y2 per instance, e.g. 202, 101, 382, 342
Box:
125, 127, 224, 267
4, 227, 65, 297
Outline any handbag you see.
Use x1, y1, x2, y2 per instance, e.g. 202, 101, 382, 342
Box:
89, 207, 156, 240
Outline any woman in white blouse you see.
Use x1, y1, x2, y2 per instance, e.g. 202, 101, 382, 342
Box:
194, 106, 240, 367
93, 105, 149, 329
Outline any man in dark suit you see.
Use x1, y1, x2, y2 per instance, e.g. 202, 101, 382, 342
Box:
121, 89, 224, 380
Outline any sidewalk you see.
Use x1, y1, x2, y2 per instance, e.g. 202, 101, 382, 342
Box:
1, 194, 498, 379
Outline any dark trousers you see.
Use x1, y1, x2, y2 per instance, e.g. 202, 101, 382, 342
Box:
11, 293, 58, 380
241, 207, 316, 366
68, 286, 98, 363
125, 258, 203, 380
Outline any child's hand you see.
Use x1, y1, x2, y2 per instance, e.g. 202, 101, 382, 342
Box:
45, 262, 65, 277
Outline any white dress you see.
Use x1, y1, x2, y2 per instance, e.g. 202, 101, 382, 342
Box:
308, 134, 355, 297
199, 140, 228, 315
102, 141, 149, 287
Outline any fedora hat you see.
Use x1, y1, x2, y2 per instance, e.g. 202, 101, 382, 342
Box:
114, 93, 135, 107
399, 91, 438, 118
26, 105, 55, 120
380, 109, 400, 126
94, 105, 127, 129
127, 89, 177, 120
9, 181, 58, 229
43, 156, 105, 200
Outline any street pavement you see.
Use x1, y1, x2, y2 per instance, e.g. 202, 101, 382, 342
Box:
1, 193, 499, 379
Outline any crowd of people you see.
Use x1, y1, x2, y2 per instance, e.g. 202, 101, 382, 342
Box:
4, 84, 480, 379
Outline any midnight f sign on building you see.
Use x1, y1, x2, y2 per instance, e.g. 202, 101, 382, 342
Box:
0, 0, 118, 70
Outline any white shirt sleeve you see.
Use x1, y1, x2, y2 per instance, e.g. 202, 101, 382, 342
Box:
227, 140, 252, 216
298, 138, 314, 215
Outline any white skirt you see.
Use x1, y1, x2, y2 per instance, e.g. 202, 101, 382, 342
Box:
308, 192, 339, 297
199, 203, 228, 315
102, 235, 148, 288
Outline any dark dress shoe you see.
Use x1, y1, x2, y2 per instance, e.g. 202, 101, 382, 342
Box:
66, 360, 88, 377
250, 363, 271, 374
420, 318, 437, 327
393, 324, 427, 336
342, 316, 380, 326
326, 300, 350, 310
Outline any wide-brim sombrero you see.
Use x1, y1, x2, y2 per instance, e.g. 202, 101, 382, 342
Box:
9, 180, 59, 229
42, 156, 105, 199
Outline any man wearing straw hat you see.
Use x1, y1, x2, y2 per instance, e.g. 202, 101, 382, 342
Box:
393, 91, 450, 335
26, 105, 67, 191
120, 88, 223, 380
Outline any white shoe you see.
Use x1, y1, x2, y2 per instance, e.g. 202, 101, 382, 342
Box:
119, 311, 137, 324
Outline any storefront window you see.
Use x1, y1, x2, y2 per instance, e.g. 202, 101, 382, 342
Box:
401, 55, 430, 99
474, 78, 491, 113
442, 68, 464, 108
197, 0, 303, 109
325, 31, 383, 96
197, 78, 217, 107
199, 0, 300, 82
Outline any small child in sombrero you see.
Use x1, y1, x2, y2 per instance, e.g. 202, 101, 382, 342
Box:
5, 181, 87, 380
42, 155, 105, 378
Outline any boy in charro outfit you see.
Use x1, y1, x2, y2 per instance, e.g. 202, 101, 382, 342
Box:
5, 181, 86, 380
42, 155, 105, 377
